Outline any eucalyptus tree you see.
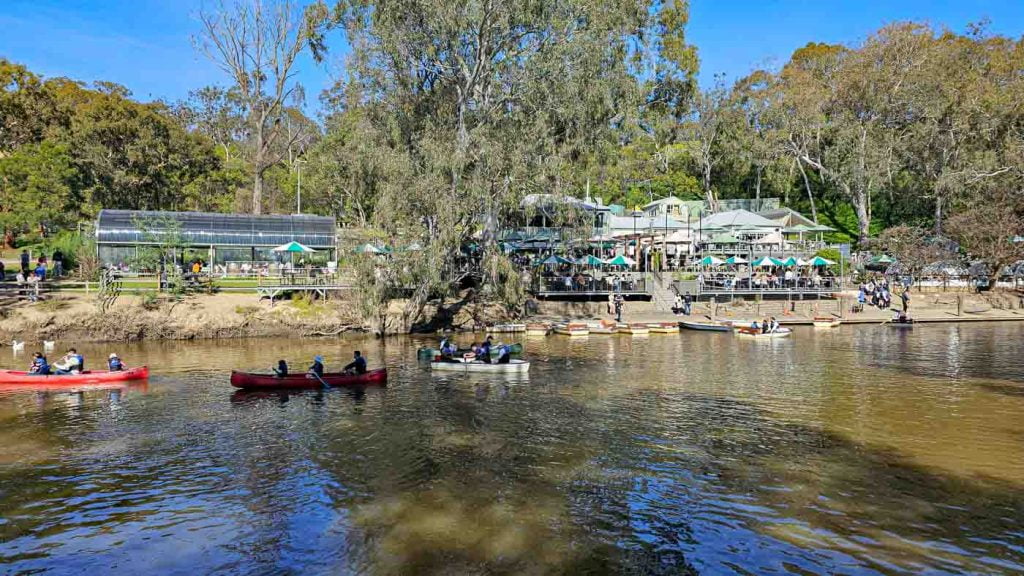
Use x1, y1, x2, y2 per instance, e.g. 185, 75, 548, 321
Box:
328, 0, 695, 330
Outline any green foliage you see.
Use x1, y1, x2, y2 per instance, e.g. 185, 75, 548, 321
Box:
0, 141, 81, 233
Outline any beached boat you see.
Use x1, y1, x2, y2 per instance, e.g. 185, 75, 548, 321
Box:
734, 326, 792, 339
489, 323, 527, 333
230, 368, 388, 389
417, 343, 522, 360
0, 366, 149, 386
431, 359, 530, 373
812, 317, 841, 328
586, 320, 618, 335
679, 320, 732, 332
647, 322, 680, 334
553, 323, 589, 337
617, 323, 650, 335
525, 323, 550, 336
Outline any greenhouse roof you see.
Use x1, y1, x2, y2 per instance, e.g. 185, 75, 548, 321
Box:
95, 210, 336, 249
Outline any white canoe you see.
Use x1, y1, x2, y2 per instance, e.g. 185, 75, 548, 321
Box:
617, 323, 650, 335
647, 323, 680, 334
431, 359, 531, 373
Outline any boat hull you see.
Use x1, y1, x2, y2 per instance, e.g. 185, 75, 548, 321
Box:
230, 368, 388, 389
679, 321, 732, 332
647, 323, 680, 334
888, 321, 915, 329
553, 324, 589, 336
488, 323, 526, 333
813, 318, 841, 328
431, 359, 530, 373
617, 323, 650, 335
735, 327, 792, 339
0, 366, 149, 386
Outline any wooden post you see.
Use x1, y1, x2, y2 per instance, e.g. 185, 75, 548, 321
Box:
957, 294, 963, 317
839, 296, 845, 319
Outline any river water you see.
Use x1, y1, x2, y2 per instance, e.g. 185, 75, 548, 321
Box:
1, 323, 1022, 575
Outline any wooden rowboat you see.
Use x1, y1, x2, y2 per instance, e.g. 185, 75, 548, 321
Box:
489, 323, 526, 333
812, 317, 841, 328
431, 359, 530, 373
553, 323, 589, 337
616, 323, 650, 335
679, 320, 732, 332
586, 320, 618, 334
647, 322, 680, 334
525, 323, 550, 336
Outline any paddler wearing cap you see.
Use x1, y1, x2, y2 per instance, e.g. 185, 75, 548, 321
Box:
308, 355, 325, 378
107, 353, 125, 371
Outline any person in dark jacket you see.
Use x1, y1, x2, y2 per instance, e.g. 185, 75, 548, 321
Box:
28, 352, 50, 375
478, 337, 493, 364
273, 360, 288, 377
309, 355, 325, 377
343, 351, 367, 375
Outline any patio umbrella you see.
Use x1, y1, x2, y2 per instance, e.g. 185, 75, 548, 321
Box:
810, 256, 836, 266
752, 256, 783, 267
796, 258, 811, 266
725, 256, 747, 265
780, 257, 798, 267
605, 254, 636, 267
273, 241, 315, 253
539, 255, 575, 266
576, 254, 605, 267
700, 255, 725, 266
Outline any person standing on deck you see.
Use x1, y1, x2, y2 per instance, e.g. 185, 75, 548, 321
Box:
52, 250, 64, 278
900, 289, 910, 313
614, 293, 624, 323
683, 291, 693, 316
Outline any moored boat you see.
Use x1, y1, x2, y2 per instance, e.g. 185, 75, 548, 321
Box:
812, 317, 841, 328
0, 366, 150, 386
431, 359, 530, 373
888, 319, 915, 329
230, 368, 388, 389
525, 323, 550, 336
734, 326, 792, 339
489, 323, 527, 333
679, 320, 732, 332
586, 320, 618, 335
617, 323, 650, 335
647, 322, 680, 334
553, 323, 589, 337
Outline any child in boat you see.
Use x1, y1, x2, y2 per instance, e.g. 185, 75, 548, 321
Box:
343, 351, 367, 375
28, 352, 51, 375
273, 360, 288, 377
108, 353, 125, 371
478, 337, 494, 364
309, 355, 325, 377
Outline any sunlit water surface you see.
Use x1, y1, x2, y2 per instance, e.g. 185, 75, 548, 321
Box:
1, 323, 1023, 575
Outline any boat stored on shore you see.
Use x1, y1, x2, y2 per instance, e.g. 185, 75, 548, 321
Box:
679, 320, 732, 332
0, 366, 149, 386
431, 359, 530, 373
525, 323, 550, 336
647, 322, 680, 334
489, 323, 527, 333
586, 320, 618, 334
230, 368, 388, 389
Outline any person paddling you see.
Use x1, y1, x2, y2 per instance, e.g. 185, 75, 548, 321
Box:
55, 348, 84, 375
273, 360, 288, 377
478, 336, 494, 364
108, 353, 125, 371
28, 352, 50, 375
309, 355, 325, 378
343, 351, 367, 375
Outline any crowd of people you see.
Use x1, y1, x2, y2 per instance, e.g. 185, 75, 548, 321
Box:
856, 277, 910, 312
27, 349, 127, 376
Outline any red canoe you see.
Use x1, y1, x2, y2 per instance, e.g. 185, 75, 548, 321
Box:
0, 366, 150, 386
230, 368, 388, 389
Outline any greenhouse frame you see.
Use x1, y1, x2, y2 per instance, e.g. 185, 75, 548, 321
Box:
95, 209, 337, 268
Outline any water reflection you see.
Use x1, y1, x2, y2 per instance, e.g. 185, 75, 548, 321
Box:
0, 325, 1022, 574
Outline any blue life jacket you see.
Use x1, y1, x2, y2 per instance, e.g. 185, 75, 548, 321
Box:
109, 358, 124, 371
32, 359, 50, 374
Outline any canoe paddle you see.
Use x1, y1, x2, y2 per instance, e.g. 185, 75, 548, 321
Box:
308, 369, 330, 389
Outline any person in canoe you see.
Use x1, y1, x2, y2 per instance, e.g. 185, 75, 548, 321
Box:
495, 344, 512, 365
273, 360, 288, 377
477, 336, 494, 364
343, 351, 367, 375
767, 317, 780, 334
309, 355, 325, 378
28, 352, 51, 375
54, 348, 84, 375
108, 353, 125, 371
439, 337, 457, 359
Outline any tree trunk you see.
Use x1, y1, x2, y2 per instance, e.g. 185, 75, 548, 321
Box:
796, 160, 817, 223
754, 167, 762, 202
933, 195, 943, 234
252, 173, 263, 215
851, 185, 871, 247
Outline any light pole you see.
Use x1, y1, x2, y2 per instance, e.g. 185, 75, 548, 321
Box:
295, 159, 307, 214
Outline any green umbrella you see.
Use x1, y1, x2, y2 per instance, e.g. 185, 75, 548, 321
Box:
606, 254, 636, 267
872, 254, 895, 264
539, 255, 575, 266
576, 254, 605, 267
752, 256, 783, 267
273, 241, 315, 253
700, 255, 725, 266
725, 255, 747, 265
780, 257, 798, 266
810, 256, 836, 266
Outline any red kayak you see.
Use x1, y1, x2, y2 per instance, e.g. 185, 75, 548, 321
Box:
0, 366, 150, 386
230, 368, 388, 389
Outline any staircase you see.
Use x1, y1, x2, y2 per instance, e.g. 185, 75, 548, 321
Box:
649, 270, 677, 313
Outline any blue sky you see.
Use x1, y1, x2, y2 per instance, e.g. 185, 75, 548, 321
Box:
2, 0, 1023, 109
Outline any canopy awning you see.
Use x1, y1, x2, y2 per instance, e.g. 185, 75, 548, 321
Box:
606, 254, 636, 267
273, 241, 315, 253
700, 255, 725, 266
752, 256, 784, 267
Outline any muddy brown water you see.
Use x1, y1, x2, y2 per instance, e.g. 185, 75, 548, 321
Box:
1, 324, 1022, 575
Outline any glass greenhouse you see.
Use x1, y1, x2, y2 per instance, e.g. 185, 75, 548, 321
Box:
95, 210, 337, 268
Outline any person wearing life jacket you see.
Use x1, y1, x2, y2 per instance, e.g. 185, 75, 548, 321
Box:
343, 350, 367, 375
28, 352, 50, 375
108, 353, 125, 371
55, 348, 84, 375
495, 344, 512, 365
309, 355, 325, 378
478, 336, 494, 364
